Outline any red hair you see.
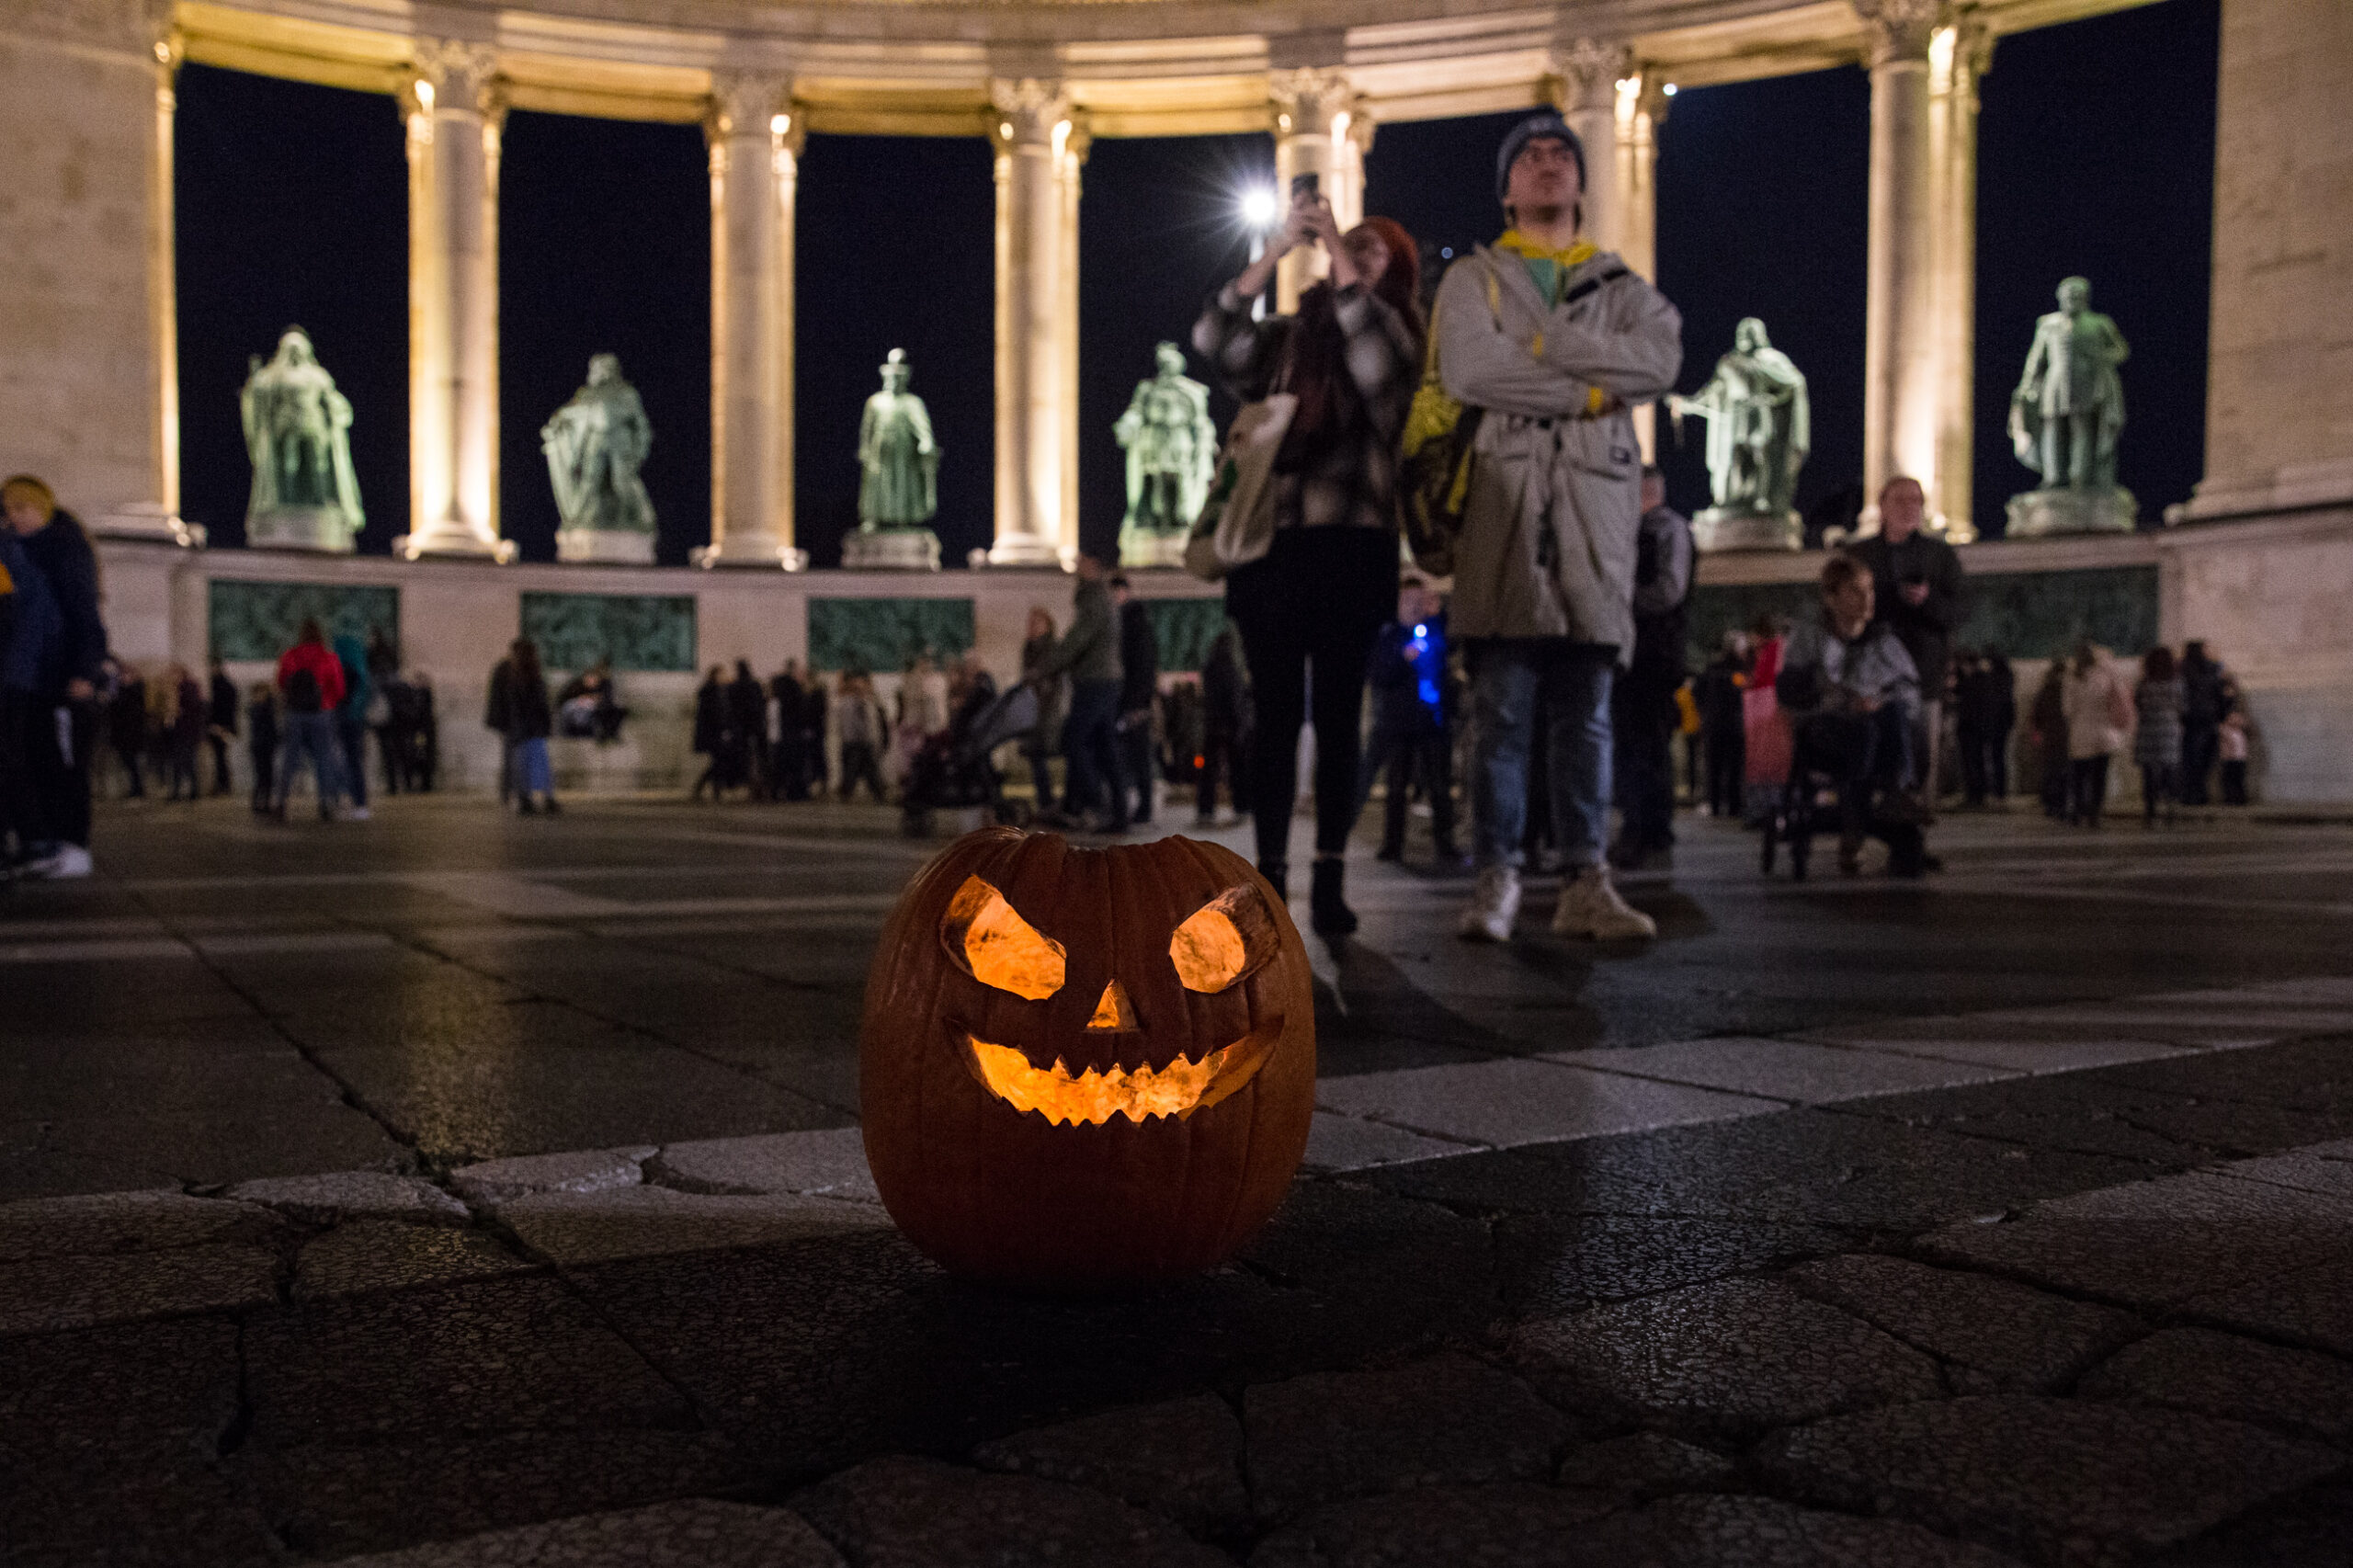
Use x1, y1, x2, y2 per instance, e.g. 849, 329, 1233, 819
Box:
1355, 216, 1423, 335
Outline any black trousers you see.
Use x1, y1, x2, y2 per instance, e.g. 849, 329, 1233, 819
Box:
2180, 722, 2220, 806
1224, 527, 1393, 871
1703, 722, 1745, 818
9, 693, 94, 848
2070, 754, 2112, 826
1612, 679, 1680, 852
1359, 705, 1454, 855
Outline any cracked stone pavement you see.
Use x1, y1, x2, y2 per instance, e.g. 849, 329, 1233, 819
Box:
5, 797, 2352, 1565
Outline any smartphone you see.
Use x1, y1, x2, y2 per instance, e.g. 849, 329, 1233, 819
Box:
1290, 172, 1320, 203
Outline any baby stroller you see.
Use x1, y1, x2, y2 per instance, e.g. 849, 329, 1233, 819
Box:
901, 680, 1040, 837
1760, 721, 1931, 881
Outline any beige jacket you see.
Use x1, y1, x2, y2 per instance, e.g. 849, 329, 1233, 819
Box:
2062, 653, 2134, 759
1436, 245, 1683, 656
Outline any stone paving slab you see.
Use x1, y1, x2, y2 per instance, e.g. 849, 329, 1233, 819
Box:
791, 1455, 1231, 1567
330, 1498, 844, 1567
1553, 1432, 1741, 1499
1562, 1036, 2019, 1103
646, 1126, 877, 1200
1242, 1353, 1576, 1517
448, 1148, 655, 1207
4, 1244, 283, 1336
0, 1187, 272, 1260
1762, 1395, 2347, 1567
497, 1184, 887, 1266
2186, 1252, 2353, 1357
1314, 1058, 1781, 1149
226, 1169, 470, 1225
1512, 1278, 1941, 1439
1577, 1494, 2033, 1568
233, 1431, 755, 1562
1246, 1481, 1622, 1567
1793, 1030, 2194, 1075
972, 1392, 1249, 1536
1302, 1110, 1475, 1171
293, 1218, 534, 1301
2078, 1324, 2353, 1441
1496, 1212, 1850, 1318
1781, 1254, 2142, 1393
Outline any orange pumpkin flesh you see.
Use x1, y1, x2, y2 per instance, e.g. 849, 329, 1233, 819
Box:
859, 829, 1316, 1289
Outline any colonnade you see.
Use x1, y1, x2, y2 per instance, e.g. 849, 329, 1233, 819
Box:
128, 2, 2002, 563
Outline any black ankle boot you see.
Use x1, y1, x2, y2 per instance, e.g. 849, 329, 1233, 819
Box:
1259, 860, 1289, 903
1310, 858, 1358, 937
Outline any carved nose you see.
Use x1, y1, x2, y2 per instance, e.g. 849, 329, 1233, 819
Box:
1086, 980, 1138, 1031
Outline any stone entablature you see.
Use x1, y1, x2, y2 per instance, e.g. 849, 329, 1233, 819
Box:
161, 0, 2154, 134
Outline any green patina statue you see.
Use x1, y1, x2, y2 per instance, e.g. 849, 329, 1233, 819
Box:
1671, 317, 1810, 551
240, 327, 364, 552
542, 354, 656, 544
2006, 277, 2136, 536
857, 348, 939, 530
1115, 342, 1217, 567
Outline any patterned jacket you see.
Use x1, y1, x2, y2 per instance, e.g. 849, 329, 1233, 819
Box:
1190, 281, 1422, 535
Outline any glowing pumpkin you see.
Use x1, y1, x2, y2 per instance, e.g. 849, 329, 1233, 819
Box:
859, 828, 1315, 1288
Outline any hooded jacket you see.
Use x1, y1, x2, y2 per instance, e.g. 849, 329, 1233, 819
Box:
1435, 244, 1682, 658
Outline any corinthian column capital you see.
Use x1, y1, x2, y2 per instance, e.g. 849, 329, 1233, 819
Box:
708, 71, 792, 142
410, 38, 501, 116
989, 78, 1072, 148
1268, 66, 1355, 138
1547, 36, 1630, 115
1853, 0, 1944, 66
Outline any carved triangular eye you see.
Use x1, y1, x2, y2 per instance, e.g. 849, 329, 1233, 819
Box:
1170, 884, 1279, 994
941, 876, 1065, 999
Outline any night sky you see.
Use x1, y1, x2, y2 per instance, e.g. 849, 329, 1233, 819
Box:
171, 0, 2218, 561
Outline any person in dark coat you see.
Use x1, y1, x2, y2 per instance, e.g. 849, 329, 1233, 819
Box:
1847, 475, 1962, 806
770, 660, 810, 800
1356, 577, 1457, 864
166, 665, 207, 801
244, 682, 279, 814
2177, 641, 2230, 806
205, 657, 239, 795
1195, 622, 1251, 826
2030, 661, 2070, 819
1693, 632, 1749, 820
1610, 467, 1693, 870
1110, 575, 1161, 827
690, 667, 733, 801
727, 660, 767, 798
488, 638, 558, 814
105, 661, 148, 800
4, 477, 106, 876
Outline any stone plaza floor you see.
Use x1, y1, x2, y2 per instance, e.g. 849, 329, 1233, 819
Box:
5, 792, 2353, 1565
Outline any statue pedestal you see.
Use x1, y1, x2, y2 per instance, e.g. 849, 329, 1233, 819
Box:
841, 527, 941, 572
248, 507, 357, 553
1118, 524, 1190, 570
557, 528, 657, 565
1691, 507, 1802, 553
2005, 486, 2138, 538
91, 502, 204, 549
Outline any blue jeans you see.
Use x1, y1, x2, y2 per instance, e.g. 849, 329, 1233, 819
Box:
1469, 640, 1615, 871
1061, 677, 1126, 826
278, 711, 343, 816
516, 736, 552, 796
335, 712, 369, 807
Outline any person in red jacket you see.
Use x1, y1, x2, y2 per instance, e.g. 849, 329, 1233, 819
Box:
273, 619, 347, 820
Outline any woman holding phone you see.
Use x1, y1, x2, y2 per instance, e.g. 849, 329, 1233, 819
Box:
1192, 186, 1423, 936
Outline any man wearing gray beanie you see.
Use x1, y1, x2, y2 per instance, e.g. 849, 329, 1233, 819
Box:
1437, 111, 1684, 944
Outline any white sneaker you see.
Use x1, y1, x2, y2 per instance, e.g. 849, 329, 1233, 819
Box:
1552, 866, 1657, 940
1456, 864, 1522, 942
29, 844, 94, 880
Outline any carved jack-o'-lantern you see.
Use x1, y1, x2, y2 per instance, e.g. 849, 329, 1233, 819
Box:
860, 828, 1315, 1288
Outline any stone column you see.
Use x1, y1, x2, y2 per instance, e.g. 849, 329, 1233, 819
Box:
1618, 74, 1670, 457
1928, 15, 1992, 542
1548, 38, 1628, 252
1268, 68, 1363, 314
698, 74, 805, 570
401, 40, 514, 562
1856, 0, 1942, 526
1058, 119, 1089, 566
988, 80, 1074, 568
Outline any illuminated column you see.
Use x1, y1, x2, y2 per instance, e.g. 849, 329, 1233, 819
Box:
1619, 73, 1671, 456
401, 40, 512, 561
988, 80, 1074, 567
699, 73, 804, 569
1928, 14, 1993, 541
1548, 38, 1627, 251
1856, 0, 1941, 526
120, 14, 199, 545
1057, 119, 1089, 565
1268, 68, 1363, 313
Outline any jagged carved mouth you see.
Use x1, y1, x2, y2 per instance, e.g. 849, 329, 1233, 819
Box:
963, 1019, 1286, 1127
